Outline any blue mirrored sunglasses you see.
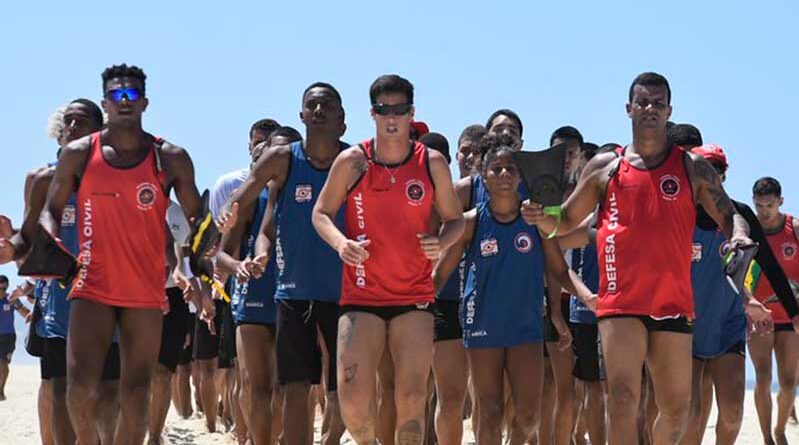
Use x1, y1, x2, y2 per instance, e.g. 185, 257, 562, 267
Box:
106, 88, 142, 103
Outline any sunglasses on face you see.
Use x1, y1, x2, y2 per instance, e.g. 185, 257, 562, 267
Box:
372, 103, 412, 116
106, 88, 143, 103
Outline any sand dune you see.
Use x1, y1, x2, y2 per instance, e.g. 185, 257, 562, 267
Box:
2, 364, 798, 444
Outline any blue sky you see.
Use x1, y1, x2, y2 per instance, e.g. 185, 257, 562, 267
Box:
2, 1, 798, 382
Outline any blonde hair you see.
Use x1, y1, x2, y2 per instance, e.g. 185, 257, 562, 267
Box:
46, 104, 68, 141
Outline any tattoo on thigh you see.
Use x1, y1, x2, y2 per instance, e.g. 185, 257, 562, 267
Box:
344, 363, 358, 383
398, 420, 423, 445
341, 314, 357, 347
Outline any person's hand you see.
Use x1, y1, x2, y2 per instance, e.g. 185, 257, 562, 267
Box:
337, 239, 371, 266
581, 294, 598, 313
748, 315, 773, 338
8, 284, 28, 303
198, 291, 216, 335
521, 200, 557, 233
216, 203, 239, 234
552, 315, 572, 351
235, 258, 256, 283
744, 298, 772, 323
729, 234, 754, 251
417, 233, 441, 260
248, 253, 269, 279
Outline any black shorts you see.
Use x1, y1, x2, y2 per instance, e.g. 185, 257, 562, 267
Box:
572, 323, 601, 382
276, 300, 339, 390
158, 288, 191, 373
598, 315, 693, 334
40, 337, 120, 381
340, 302, 434, 322
545, 299, 572, 342
433, 299, 463, 342
193, 300, 225, 361
775, 322, 795, 332
178, 316, 194, 366
218, 301, 236, 369
0, 333, 16, 363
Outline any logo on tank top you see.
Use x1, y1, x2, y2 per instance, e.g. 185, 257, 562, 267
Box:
514, 232, 533, 253
136, 182, 158, 210
295, 184, 313, 203
718, 241, 732, 258
480, 238, 499, 257
659, 175, 681, 201
782, 242, 797, 261
405, 179, 426, 206
691, 243, 703, 262
61, 205, 76, 226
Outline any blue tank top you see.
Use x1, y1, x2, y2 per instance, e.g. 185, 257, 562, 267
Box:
569, 244, 599, 324
0, 297, 15, 336
274, 141, 346, 302
462, 202, 545, 347
35, 193, 79, 339
233, 189, 278, 321
691, 226, 746, 358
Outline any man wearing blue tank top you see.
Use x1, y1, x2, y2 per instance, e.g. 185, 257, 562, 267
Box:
221, 83, 348, 445
0, 275, 31, 401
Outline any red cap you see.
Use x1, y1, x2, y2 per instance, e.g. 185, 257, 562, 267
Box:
410, 120, 430, 138
691, 143, 728, 169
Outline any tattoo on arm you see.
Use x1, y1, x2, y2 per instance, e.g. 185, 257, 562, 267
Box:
695, 158, 738, 235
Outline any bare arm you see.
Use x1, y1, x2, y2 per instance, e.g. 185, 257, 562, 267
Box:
312, 147, 371, 266
6, 169, 52, 261
687, 153, 749, 244
254, 181, 279, 259
556, 214, 595, 250
223, 145, 290, 219
454, 176, 473, 211
217, 199, 255, 277
432, 210, 475, 292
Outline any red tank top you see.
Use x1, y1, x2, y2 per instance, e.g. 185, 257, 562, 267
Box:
754, 214, 799, 323
341, 139, 436, 307
596, 146, 696, 319
72, 132, 168, 309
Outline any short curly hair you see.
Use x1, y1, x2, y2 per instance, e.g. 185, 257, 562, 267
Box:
101, 64, 147, 93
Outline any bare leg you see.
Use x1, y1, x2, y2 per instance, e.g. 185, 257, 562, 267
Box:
748, 331, 776, 445
389, 311, 434, 445
237, 324, 275, 445
467, 348, 505, 445
538, 356, 555, 444
50, 376, 76, 445
646, 331, 692, 445
147, 364, 173, 444
432, 339, 468, 445
707, 353, 745, 445
772, 331, 799, 445
598, 318, 647, 445
66, 300, 116, 445
97, 377, 120, 444
679, 359, 706, 445
546, 341, 575, 445
584, 380, 606, 445
337, 312, 386, 445
506, 343, 544, 445
378, 349, 397, 445
39, 379, 54, 445
196, 358, 219, 432
173, 364, 193, 418
113, 308, 163, 445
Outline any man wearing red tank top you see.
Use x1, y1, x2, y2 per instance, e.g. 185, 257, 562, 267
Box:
312, 75, 464, 445
750, 176, 799, 445
33, 64, 233, 445
523, 72, 752, 445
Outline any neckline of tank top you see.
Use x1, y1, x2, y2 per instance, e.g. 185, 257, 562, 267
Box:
484, 202, 521, 226
762, 214, 788, 236
297, 140, 346, 172
97, 134, 160, 171
368, 138, 416, 168
620, 144, 680, 172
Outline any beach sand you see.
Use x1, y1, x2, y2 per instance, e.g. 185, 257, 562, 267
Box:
2, 364, 798, 444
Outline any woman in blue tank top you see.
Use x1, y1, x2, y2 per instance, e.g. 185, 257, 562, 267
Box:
433, 144, 594, 445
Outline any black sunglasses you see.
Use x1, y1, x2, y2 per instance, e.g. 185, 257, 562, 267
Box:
373, 103, 412, 116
